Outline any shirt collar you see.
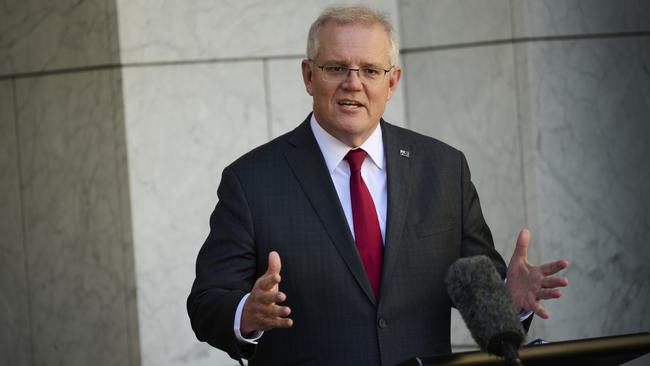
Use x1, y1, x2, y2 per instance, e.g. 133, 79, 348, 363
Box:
310, 114, 385, 174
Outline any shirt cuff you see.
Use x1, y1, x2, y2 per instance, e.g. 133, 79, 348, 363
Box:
519, 309, 534, 321
234, 293, 264, 344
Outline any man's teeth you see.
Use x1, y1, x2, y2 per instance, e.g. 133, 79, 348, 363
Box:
339, 101, 362, 106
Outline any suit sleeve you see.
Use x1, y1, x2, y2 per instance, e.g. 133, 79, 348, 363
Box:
187, 166, 257, 360
458, 152, 507, 278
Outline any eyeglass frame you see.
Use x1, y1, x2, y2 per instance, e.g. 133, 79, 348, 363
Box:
308, 59, 394, 83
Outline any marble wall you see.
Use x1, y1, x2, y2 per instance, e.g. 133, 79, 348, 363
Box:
399, 0, 650, 358
0, 72, 139, 366
122, 61, 270, 366
512, 0, 650, 344
1, 1, 648, 365
13, 70, 137, 366
0, 80, 31, 366
0, 0, 138, 366
0, 0, 120, 75
512, 2, 650, 363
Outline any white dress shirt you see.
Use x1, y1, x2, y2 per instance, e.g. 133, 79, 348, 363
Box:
309, 115, 388, 242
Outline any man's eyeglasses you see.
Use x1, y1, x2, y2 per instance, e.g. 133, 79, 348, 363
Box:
310, 60, 394, 83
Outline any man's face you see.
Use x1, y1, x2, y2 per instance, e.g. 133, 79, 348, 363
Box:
302, 22, 401, 147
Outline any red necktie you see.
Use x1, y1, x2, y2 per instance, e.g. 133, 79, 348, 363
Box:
345, 149, 383, 298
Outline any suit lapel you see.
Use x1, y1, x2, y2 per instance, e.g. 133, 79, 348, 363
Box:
284, 118, 377, 305
380, 121, 413, 298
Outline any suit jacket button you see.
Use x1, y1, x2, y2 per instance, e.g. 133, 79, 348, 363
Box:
378, 317, 387, 329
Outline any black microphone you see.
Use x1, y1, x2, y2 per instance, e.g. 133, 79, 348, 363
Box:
445, 255, 525, 365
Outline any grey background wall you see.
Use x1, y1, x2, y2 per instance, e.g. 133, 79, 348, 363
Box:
1, 1, 648, 365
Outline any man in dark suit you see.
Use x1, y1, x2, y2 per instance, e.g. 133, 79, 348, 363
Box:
188, 5, 568, 365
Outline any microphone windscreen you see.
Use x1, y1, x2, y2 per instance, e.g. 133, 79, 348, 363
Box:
445, 255, 524, 355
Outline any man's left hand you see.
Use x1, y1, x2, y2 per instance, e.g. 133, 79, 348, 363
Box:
506, 228, 569, 319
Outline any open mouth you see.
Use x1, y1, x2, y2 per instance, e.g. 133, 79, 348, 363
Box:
338, 99, 364, 109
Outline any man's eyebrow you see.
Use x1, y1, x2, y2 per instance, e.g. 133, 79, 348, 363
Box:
320, 60, 387, 68
359, 60, 393, 68
319, 59, 348, 65
361, 63, 384, 69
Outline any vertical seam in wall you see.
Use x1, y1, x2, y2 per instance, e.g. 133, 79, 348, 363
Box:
111, 69, 129, 365
509, 0, 529, 227
395, 0, 410, 129
400, 54, 411, 129
12, 77, 35, 366
102, 0, 135, 362
104, 1, 127, 363
103, 0, 141, 363
110, 66, 139, 366
263, 59, 273, 140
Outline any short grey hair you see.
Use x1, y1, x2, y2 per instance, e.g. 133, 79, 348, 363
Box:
306, 5, 400, 66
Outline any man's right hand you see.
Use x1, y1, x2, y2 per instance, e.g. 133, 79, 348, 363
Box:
240, 251, 293, 336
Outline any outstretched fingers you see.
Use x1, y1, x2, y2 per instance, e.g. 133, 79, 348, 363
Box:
256, 272, 282, 292
241, 251, 293, 334
246, 302, 293, 331
506, 228, 571, 320
541, 275, 569, 289
538, 288, 563, 301
257, 251, 283, 289
531, 301, 550, 319
266, 251, 282, 275
511, 228, 531, 262
540, 259, 569, 276
252, 286, 286, 305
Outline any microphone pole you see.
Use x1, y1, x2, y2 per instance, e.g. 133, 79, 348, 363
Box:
501, 339, 523, 366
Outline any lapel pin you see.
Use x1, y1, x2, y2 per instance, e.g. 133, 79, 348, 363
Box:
399, 149, 410, 158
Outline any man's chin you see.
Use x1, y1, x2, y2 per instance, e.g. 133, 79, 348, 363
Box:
334, 110, 370, 125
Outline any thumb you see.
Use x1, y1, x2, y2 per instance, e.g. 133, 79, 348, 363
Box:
266, 251, 282, 276
513, 228, 530, 261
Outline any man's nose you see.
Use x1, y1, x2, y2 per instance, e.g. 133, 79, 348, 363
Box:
342, 69, 363, 89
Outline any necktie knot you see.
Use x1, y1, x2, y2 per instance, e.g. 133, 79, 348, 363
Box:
345, 148, 367, 173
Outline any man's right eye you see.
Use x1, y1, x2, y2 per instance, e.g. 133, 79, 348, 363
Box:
324, 66, 345, 73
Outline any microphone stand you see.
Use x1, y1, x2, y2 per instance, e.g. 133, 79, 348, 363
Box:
501, 340, 524, 366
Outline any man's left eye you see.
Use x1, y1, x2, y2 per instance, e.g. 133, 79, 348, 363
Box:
364, 68, 380, 76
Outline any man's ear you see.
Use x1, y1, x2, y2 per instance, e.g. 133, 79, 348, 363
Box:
301, 59, 314, 96
386, 66, 402, 101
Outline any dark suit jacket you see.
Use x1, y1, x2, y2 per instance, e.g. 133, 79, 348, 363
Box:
187, 116, 506, 365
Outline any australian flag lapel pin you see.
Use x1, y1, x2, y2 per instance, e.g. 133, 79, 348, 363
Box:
399, 149, 410, 158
